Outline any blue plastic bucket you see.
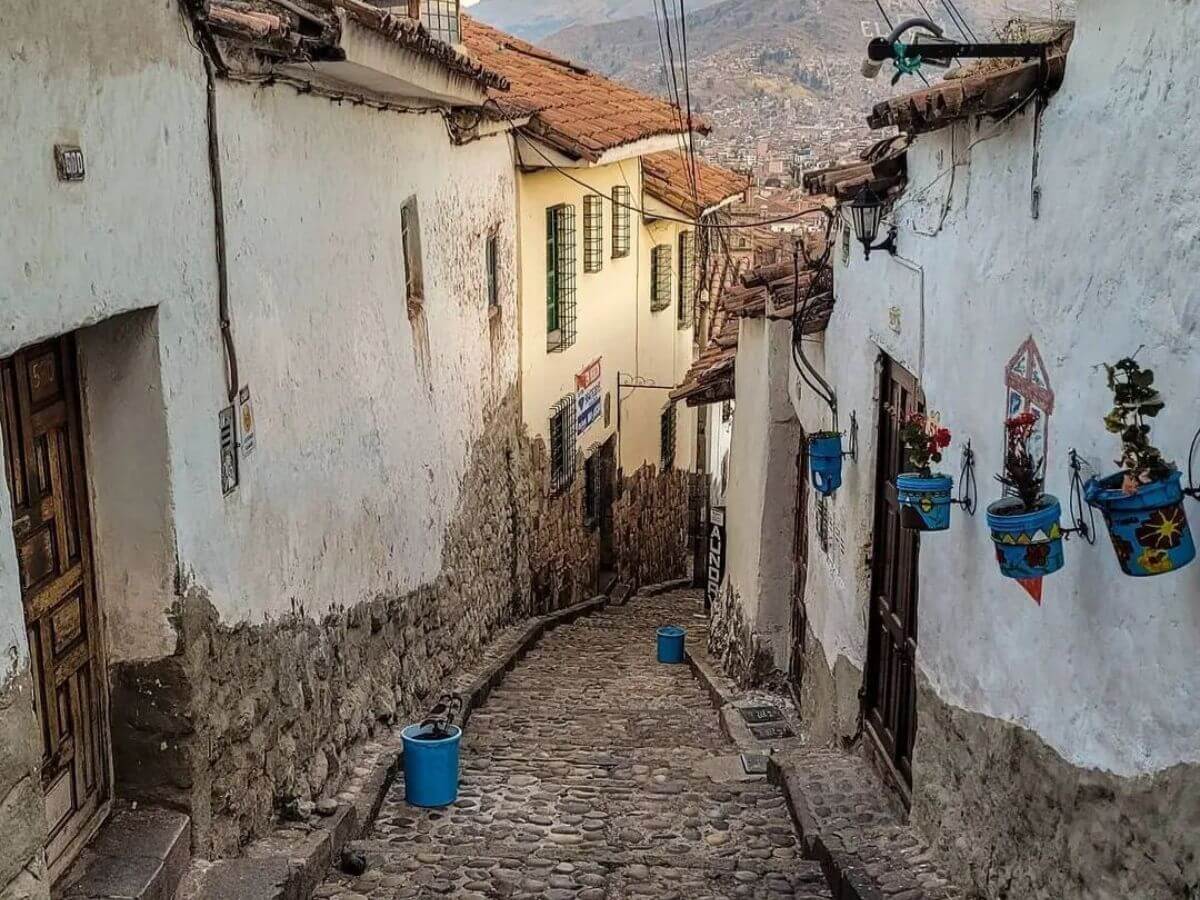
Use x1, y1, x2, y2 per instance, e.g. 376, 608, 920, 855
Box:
656, 626, 686, 664
401, 723, 462, 808
986, 496, 1065, 580
1085, 471, 1195, 577
809, 434, 844, 497
896, 473, 954, 532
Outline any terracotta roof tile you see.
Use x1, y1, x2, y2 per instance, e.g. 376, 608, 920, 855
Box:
461, 16, 704, 161
642, 152, 749, 219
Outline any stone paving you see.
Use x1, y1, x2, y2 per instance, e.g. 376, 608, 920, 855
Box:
315, 592, 831, 899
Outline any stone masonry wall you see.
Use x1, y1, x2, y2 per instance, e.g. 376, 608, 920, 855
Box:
913, 678, 1200, 900
525, 442, 600, 616
614, 465, 699, 589
0, 672, 50, 900
706, 582, 779, 689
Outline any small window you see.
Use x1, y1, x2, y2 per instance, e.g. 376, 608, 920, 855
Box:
550, 396, 577, 492
660, 402, 677, 470
677, 230, 695, 327
650, 244, 672, 312
546, 204, 577, 352
612, 185, 631, 258
401, 196, 424, 306
486, 232, 500, 309
583, 195, 604, 273
421, 0, 461, 45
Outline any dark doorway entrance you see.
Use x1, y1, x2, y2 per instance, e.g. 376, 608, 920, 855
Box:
788, 434, 809, 699
1, 335, 111, 878
865, 356, 921, 794
586, 435, 617, 591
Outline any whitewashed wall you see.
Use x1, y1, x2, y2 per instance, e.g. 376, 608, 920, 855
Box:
799, 0, 1200, 777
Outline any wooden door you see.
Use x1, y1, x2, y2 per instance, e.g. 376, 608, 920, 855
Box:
1, 336, 110, 876
788, 435, 810, 695
865, 357, 921, 790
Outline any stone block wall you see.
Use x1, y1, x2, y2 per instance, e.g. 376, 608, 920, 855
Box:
524, 442, 600, 615
614, 465, 700, 589
0, 673, 50, 900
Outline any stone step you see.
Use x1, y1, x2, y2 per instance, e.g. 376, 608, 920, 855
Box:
56, 802, 190, 900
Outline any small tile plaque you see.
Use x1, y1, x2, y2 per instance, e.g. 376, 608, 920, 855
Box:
749, 722, 795, 740
739, 753, 769, 775
738, 705, 783, 724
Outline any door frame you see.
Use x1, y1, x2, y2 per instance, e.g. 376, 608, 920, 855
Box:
1, 334, 113, 881
788, 432, 809, 700
862, 354, 922, 803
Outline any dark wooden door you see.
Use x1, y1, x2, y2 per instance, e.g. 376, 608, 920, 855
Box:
789, 435, 810, 695
865, 357, 921, 789
1, 336, 109, 876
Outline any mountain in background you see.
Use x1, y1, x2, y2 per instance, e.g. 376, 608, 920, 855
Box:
469, 0, 1072, 170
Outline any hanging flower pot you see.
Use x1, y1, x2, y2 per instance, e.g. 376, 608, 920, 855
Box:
987, 410, 1065, 579
809, 432, 844, 497
895, 410, 954, 532
1085, 471, 1194, 577
1083, 357, 1196, 578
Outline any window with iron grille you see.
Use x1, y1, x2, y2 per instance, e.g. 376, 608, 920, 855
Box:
650, 244, 673, 312
583, 195, 604, 273
546, 204, 577, 352
401, 196, 424, 305
612, 185, 631, 258
421, 0, 461, 45
660, 402, 677, 470
549, 396, 577, 492
677, 230, 695, 327
486, 232, 499, 309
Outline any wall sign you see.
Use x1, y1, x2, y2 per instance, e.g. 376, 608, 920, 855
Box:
706, 506, 727, 612
239, 386, 257, 456
575, 357, 603, 433
54, 145, 85, 182
219, 405, 239, 496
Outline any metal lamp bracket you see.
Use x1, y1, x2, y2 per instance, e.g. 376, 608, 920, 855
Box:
843, 411, 859, 462
1186, 425, 1200, 502
1064, 449, 1098, 544
951, 440, 978, 516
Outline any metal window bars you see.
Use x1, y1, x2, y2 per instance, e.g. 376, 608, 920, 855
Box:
612, 185, 631, 258
549, 395, 577, 493
677, 230, 695, 328
486, 233, 499, 308
584, 195, 604, 273
421, 0, 461, 45
660, 402, 677, 470
651, 244, 673, 312
547, 204, 577, 352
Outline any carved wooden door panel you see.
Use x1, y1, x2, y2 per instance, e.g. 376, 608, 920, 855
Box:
865, 357, 921, 791
0, 336, 109, 875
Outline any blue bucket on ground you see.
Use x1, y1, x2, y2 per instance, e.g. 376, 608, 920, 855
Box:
809, 434, 844, 497
897, 473, 954, 532
986, 495, 1065, 580
1085, 471, 1195, 577
656, 626, 686, 664
401, 723, 462, 808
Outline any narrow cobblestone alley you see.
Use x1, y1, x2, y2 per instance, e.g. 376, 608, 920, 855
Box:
315, 593, 831, 899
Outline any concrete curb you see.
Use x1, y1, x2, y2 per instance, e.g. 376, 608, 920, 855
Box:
179, 594, 610, 900
636, 577, 693, 597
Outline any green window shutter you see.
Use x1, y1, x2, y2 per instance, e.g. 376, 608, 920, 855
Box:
546, 207, 559, 334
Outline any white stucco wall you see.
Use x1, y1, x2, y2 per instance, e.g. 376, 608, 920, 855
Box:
797, 0, 1200, 777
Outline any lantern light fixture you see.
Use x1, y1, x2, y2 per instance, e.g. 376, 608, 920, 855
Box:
849, 186, 897, 261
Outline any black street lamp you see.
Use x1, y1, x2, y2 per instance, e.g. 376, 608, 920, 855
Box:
848, 186, 897, 261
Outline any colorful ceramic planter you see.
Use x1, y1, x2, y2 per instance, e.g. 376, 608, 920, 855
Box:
809, 434, 844, 497
986, 495, 1065, 580
897, 472, 953, 532
1085, 470, 1195, 577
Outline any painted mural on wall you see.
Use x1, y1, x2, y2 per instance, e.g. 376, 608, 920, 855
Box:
1003, 337, 1056, 603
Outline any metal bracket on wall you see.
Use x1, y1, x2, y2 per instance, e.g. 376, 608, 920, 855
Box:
842, 411, 859, 462
1064, 449, 1097, 544
1186, 426, 1200, 502
951, 440, 978, 516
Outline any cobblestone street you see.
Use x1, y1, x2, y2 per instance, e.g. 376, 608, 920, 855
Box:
316, 593, 831, 899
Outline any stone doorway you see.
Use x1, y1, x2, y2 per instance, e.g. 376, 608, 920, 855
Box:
0, 335, 112, 881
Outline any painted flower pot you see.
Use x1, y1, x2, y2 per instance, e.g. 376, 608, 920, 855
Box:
656, 625, 686, 664
809, 434, 844, 497
401, 723, 462, 808
896, 473, 953, 532
1084, 470, 1195, 577
986, 495, 1065, 580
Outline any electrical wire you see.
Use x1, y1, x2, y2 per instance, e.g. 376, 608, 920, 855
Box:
677, 0, 703, 217
941, 0, 978, 42
514, 132, 828, 230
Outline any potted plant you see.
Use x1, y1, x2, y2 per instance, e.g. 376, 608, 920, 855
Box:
986, 410, 1065, 580
1085, 358, 1195, 577
809, 430, 844, 497
896, 410, 954, 532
